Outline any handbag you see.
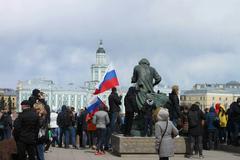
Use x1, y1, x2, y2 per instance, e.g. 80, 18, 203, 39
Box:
157, 120, 169, 154
38, 128, 46, 139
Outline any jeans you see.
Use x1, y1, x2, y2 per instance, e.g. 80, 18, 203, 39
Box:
17, 142, 36, 160
96, 128, 106, 151
189, 135, 203, 156
208, 129, 218, 150
51, 128, 59, 146
59, 127, 64, 147
124, 112, 134, 135
143, 115, 153, 136
172, 118, 178, 127
3, 128, 12, 139
104, 126, 111, 149
69, 126, 76, 146
219, 127, 226, 143
64, 127, 70, 147
233, 122, 240, 145
110, 112, 119, 133
87, 131, 96, 147
37, 144, 45, 160
82, 130, 88, 147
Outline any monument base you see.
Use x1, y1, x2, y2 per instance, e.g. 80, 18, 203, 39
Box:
111, 134, 189, 156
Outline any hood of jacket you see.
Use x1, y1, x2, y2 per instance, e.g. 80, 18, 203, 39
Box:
61, 105, 67, 112
190, 104, 199, 111
220, 104, 226, 112
209, 107, 215, 113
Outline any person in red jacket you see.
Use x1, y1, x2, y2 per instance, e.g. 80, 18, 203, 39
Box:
86, 113, 96, 149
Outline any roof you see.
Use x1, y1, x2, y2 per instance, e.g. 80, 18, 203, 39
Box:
96, 40, 106, 53
0, 88, 16, 96
96, 47, 105, 53
182, 88, 240, 95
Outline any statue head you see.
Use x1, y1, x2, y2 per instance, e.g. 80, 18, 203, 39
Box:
138, 58, 150, 66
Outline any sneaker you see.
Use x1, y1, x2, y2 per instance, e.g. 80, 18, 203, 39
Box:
99, 151, 105, 155
95, 151, 100, 155
186, 155, 193, 159
199, 155, 204, 159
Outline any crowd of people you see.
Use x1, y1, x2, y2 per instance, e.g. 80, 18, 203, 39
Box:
0, 87, 123, 159
0, 86, 240, 160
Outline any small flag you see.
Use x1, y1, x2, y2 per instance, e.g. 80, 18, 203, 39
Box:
86, 96, 103, 113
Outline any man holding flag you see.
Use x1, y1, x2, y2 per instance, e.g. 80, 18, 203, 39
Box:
91, 63, 121, 151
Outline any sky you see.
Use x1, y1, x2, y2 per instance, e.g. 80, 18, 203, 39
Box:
0, 0, 240, 90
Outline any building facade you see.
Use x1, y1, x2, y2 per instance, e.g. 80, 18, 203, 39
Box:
181, 82, 240, 110
16, 79, 87, 112
0, 88, 17, 111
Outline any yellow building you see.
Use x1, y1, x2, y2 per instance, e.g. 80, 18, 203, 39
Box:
180, 82, 240, 110
0, 88, 17, 111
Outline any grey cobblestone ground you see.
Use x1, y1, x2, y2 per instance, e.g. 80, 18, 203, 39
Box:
45, 147, 240, 160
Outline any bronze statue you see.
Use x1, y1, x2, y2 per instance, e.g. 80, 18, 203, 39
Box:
132, 58, 161, 109
130, 58, 168, 136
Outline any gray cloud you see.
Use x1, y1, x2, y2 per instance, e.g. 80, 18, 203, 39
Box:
0, 0, 240, 89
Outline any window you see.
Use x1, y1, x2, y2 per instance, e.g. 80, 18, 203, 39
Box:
95, 70, 98, 80
212, 97, 215, 100
219, 97, 221, 101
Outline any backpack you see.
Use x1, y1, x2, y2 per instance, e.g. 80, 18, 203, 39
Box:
188, 110, 199, 128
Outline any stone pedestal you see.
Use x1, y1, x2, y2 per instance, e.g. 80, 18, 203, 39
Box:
111, 134, 189, 156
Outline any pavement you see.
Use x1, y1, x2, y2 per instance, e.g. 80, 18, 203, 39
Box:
45, 147, 240, 160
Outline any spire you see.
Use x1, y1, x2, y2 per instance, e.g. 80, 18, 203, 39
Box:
96, 40, 105, 53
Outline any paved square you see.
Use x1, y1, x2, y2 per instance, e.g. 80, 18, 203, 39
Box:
45, 147, 240, 160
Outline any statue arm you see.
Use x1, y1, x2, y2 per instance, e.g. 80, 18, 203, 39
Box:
131, 67, 138, 83
153, 68, 161, 86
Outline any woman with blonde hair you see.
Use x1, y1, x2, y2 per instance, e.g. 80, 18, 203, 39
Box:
155, 108, 178, 160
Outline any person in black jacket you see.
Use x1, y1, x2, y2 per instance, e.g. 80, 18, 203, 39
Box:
57, 105, 68, 148
124, 87, 137, 136
231, 98, 240, 146
28, 89, 41, 108
142, 95, 156, 137
187, 103, 205, 159
13, 100, 39, 160
1, 109, 12, 140
169, 85, 180, 127
108, 87, 122, 133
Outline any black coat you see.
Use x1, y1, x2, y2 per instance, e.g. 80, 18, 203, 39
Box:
188, 105, 204, 136
124, 87, 138, 113
77, 110, 88, 131
57, 105, 71, 128
13, 108, 39, 145
231, 102, 240, 123
169, 93, 180, 120
108, 92, 122, 113
1, 113, 12, 129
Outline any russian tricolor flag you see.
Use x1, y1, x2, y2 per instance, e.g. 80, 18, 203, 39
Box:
94, 64, 119, 95
86, 96, 103, 113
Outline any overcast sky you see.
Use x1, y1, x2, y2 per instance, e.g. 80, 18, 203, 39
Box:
0, 0, 240, 89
